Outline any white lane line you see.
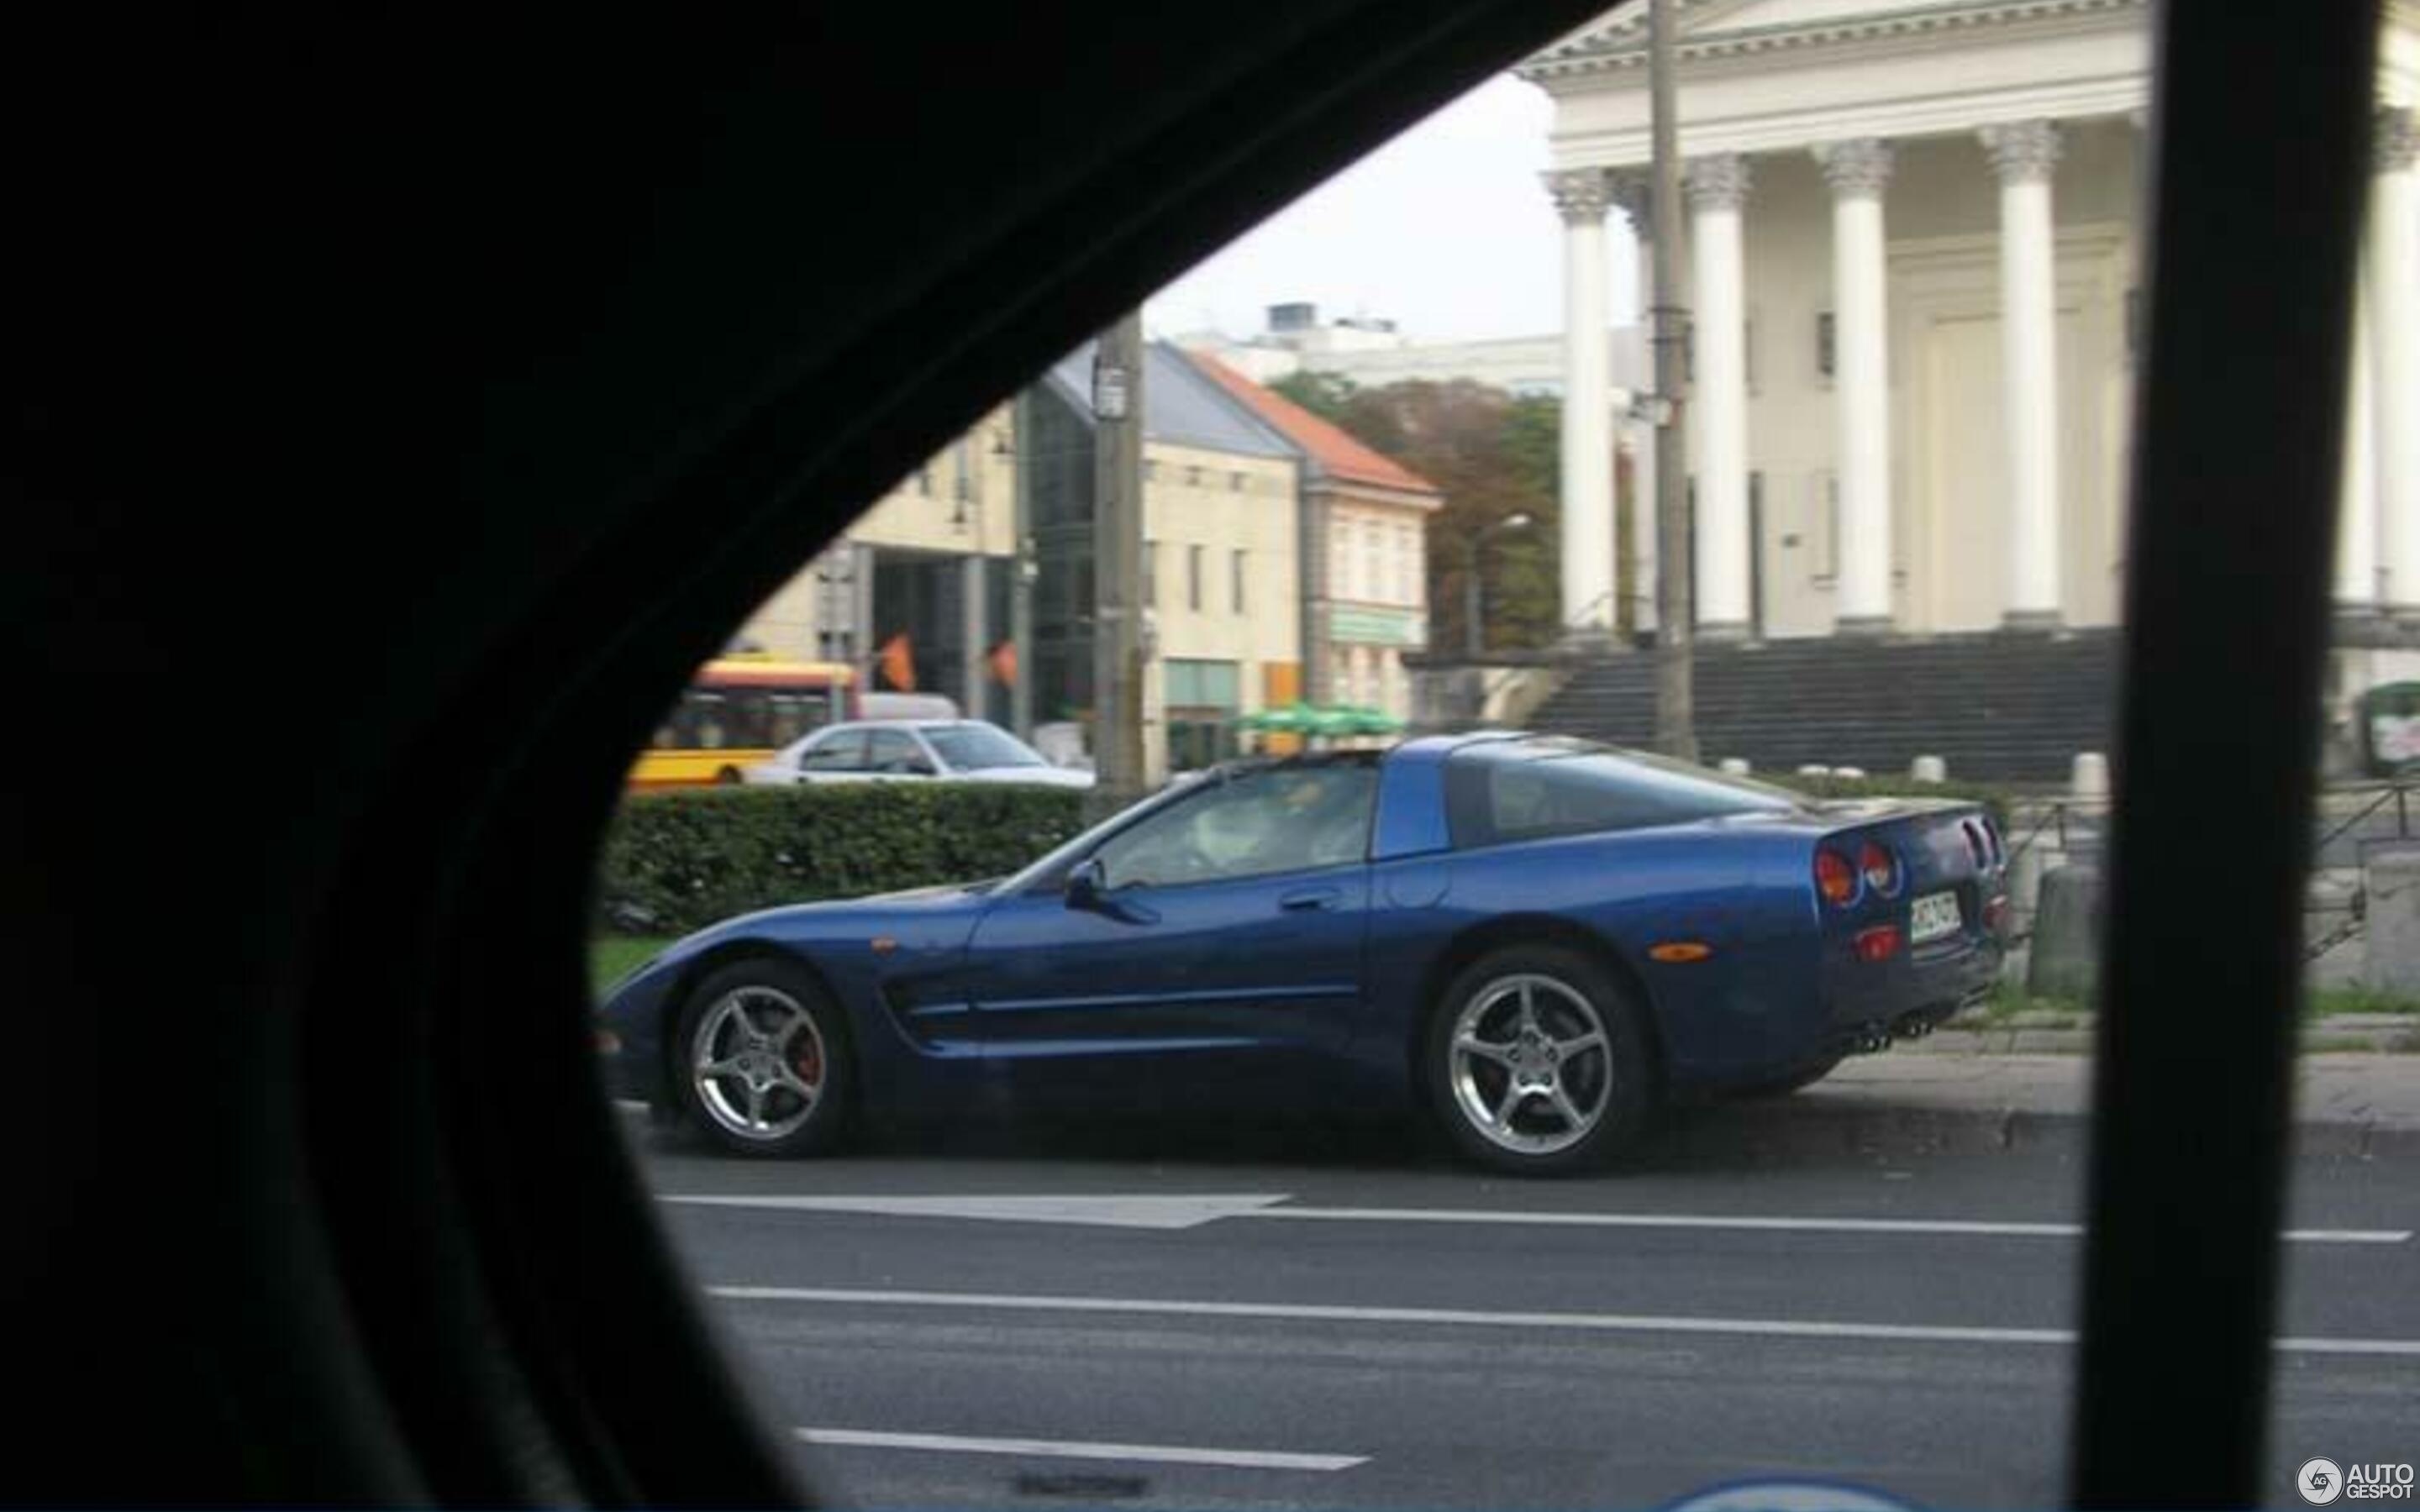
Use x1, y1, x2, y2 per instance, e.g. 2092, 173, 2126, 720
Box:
1255, 1207, 2412, 1246
712, 1285, 2420, 1358
793, 1427, 1363, 1472
660, 1193, 1289, 1230
659, 1192, 2408, 1245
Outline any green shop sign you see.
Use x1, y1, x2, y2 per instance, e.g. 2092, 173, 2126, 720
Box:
1329, 606, 1428, 648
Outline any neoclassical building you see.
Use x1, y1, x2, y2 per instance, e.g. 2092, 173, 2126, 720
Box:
1520, 0, 2420, 643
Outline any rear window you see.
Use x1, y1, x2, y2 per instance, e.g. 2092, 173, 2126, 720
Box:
1445, 738, 1805, 848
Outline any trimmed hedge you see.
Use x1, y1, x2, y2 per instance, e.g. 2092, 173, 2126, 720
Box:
1766, 772, 2014, 829
596, 784, 1086, 937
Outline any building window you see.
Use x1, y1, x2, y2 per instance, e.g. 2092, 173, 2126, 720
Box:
1812, 471, 1839, 584
1187, 544, 1204, 612
1817, 311, 1836, 381
1232, 549, 1247, 614
1165, 659, 1242, 771
1186, 465, 1203, 487
1363, 525, 1381, 605
916, 465, 933, 496
1144, 540, 1158, 607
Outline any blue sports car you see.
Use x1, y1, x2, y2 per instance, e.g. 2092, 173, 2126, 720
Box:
595, 732, 2009, 1173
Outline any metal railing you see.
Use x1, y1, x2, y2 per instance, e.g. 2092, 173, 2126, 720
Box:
2000, 781, 2420, 961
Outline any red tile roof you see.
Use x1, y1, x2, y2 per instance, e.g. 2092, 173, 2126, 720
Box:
1188, 352, 1442, 500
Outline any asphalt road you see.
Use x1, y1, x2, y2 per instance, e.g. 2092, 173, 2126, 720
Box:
629, 1115, 2419, 1510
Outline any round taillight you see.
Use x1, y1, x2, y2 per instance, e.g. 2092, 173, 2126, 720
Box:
1814, 847, 1857, 906
1858, 840, 1898, 896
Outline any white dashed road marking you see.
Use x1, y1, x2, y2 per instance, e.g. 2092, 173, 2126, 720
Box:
793, 1426, 1365, 1472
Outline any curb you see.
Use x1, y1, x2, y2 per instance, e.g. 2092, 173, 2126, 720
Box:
1645, 1098, 2420, 1166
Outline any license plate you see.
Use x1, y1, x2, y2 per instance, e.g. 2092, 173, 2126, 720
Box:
1910, 890, 1962, 943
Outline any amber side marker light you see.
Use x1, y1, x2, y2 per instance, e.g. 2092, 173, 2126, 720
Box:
1649, 942, 1715, 963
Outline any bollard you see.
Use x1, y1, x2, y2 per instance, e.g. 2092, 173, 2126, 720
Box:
2363, 850, 2420, 997
1797, 764, 1833, 778
1833, 765, 1867, 780
2028, 861, 2103, 1001
1911, 754, 1947, 783
1718, 758, 1751, 776
2070, 751, 2111, 801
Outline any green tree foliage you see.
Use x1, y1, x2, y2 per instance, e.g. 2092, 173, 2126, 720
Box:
1322, 380, 1565, 652
1267, 369, 1359, 423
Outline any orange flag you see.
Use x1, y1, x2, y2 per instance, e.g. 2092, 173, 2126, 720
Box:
987, 640, 1018, 686
877, 633, 916, 691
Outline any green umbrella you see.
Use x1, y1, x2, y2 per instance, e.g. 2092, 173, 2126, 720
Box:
1239, 703, 1312, 733
1342, 705, 1407, 735
1302, 704, 1360, 738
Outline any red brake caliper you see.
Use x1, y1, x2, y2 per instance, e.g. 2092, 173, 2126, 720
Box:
794, 1037, 823, 1089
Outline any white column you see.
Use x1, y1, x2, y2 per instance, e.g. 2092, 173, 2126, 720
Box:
1549, 167, 1617, 641
1815, 138, 1897, 633
2373, 108, 2420, 615
2338, 270, 2379, 613
1981, 120, 2065, 629
1688, 152, 1754, 639
1610, 172, 1657, 633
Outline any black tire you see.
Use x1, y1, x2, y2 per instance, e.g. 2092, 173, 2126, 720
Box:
671, 958, 855, 1158
713, 765, 743, 785
1422, 943, 1658, 1175
1723, 1056, 1844, 1100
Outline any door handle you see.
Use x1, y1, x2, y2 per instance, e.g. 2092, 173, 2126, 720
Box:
1279, 887, 1342, 912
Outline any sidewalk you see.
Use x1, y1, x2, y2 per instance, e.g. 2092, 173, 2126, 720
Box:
1652, 1053, 2420, 1163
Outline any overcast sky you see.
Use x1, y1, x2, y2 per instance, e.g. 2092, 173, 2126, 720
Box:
1145, 74, 1641, 345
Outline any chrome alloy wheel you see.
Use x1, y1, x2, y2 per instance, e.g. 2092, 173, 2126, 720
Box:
1447, 973, 1614, 1157
690, 984, 826, 1142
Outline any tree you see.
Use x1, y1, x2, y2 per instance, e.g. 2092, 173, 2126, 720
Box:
1267, 369, 1358, 424
1323, 380, 1564, 654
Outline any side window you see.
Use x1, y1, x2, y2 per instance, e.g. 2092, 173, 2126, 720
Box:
683, 690, 730, 749
865, 730, 933, 774
1445, 746, 1793, 848
1092, 765, 1377, 890
798, 731, 868, 772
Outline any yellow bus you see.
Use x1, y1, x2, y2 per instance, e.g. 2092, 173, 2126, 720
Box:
626, 657, 860, 790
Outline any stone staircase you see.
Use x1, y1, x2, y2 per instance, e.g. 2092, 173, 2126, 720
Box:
1524, 628, 2123, 785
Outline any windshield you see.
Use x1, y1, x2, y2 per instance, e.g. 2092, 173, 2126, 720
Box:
924, 722, 1047, 770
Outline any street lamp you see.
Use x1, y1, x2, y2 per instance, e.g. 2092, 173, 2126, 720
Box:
1465, 512, 1535, 659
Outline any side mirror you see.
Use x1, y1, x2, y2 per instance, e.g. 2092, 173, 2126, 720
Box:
1065, 857, 1107, 911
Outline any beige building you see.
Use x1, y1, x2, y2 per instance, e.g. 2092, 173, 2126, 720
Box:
1192, 353, 1443, 724
740, 405, 1019, 718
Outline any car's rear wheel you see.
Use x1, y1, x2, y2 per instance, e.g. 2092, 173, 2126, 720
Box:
1423, 944, 1656, 1175
673, 959, 854, 1157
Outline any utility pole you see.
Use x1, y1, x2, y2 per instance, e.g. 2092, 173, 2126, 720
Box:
1009, 390, 1035, 742
1649, 0, 1697, 762
1091, 312, 1149, 803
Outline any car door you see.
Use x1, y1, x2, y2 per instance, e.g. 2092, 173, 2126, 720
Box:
963, 763, 1378, 1095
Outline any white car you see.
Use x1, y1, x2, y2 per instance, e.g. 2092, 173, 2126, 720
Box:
745, 719, 1097, 790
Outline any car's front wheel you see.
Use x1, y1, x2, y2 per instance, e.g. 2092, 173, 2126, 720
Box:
673, 959, 854, 1157
1423, 944, 1656, 1175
